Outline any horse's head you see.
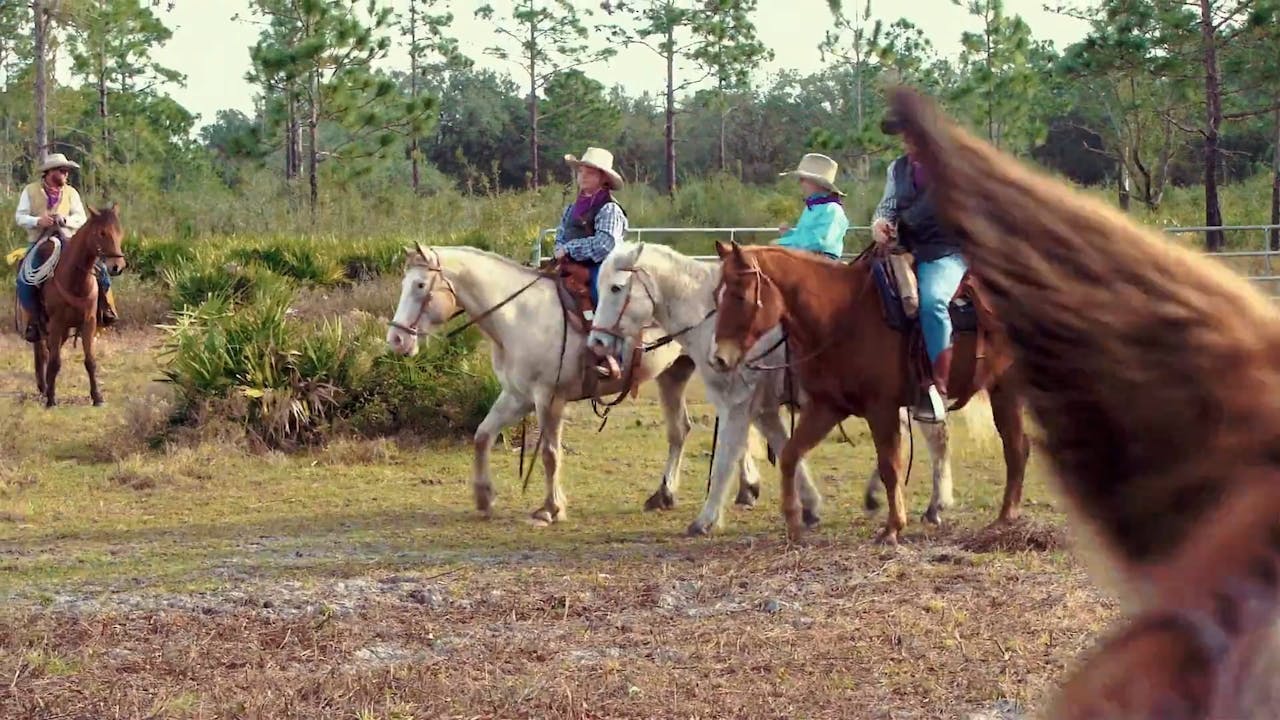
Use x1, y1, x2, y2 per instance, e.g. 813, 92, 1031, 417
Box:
87, 202, 127, 276
386, 243, 460, 356
587, 242, 657, 360
710, 240, 784, 372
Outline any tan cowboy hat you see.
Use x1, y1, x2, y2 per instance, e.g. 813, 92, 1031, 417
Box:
564, 147, 624, 189
39, 153, 80, 174
779, 153, 845, 196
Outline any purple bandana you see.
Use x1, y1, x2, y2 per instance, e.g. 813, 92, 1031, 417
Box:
44, 183, 61, 211
908, 155, 928, 189
804, 192, 842, 209
572, 188, 612, 223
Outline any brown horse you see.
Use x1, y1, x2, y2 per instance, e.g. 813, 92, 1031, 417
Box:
887, 85, 1280, 718
29, 203, 127, 407
708, 241, 1027, 544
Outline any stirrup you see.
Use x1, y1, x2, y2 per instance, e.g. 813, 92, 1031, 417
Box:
594, 354, 622, 379
912, 385, 947, 424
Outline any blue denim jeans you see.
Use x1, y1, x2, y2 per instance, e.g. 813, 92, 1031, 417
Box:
917, 253, 967, 363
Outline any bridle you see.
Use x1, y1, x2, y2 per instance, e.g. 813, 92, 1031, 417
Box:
387, 246, 463, 338
387, 244, 546, 341
588, 243, 718, 354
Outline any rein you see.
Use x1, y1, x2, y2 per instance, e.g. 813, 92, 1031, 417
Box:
387, 247, 546, 340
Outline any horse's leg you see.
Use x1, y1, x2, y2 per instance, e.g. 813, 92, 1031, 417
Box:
779, 404, 842, 542
864, 409, 908, 513
989, 380, 1029, 525
531, 394, 568, 525
643, 362, 694, 512
869, 404, 907, 545
33, 332, 47, 398
686, 403, 751, 537
82, 320, 103, 406
472, 390, 533, 518
920, 416, 953, 526
44, 322, 65, 409
753, 409, 822, 526
734, 444, 761, 507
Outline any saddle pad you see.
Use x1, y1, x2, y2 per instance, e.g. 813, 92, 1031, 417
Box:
871, 256, 979, 334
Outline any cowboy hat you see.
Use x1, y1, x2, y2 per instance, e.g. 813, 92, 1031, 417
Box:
564, 147, 624, 189
39, 153, 80, 174
779, 153, 845, 196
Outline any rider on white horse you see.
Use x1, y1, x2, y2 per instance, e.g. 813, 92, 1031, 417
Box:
554, 146, 629, 380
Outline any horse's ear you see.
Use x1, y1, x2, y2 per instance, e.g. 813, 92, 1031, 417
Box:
714, 240, 731, 259
86, 206, 99, 219
730, 240, 745, 259
414, 242, 431, 265
109, 201, 119, 215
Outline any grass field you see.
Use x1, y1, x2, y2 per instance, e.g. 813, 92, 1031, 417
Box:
0, 315, 1117, 720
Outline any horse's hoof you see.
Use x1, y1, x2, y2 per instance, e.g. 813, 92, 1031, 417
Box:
530, 507, 564, 525
802, 508, 821, 528
734, 483, 760, 507
864, 491, 881, 512
92, 398, 104, 408
644, 488, 676, 512
685, 521, 712, 537
44, 400, 56, 409
874, 528, 900, 546
923, 507, 942, 526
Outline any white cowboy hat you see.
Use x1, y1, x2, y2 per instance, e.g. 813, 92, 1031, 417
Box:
39, 153, 80, 174
779, 153, 845, 196
565, 147, 624, 189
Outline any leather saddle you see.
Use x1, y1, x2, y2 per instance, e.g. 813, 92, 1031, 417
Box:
539, 257, 645, 399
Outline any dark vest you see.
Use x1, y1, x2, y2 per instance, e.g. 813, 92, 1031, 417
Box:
891, 155, 962, 263
562, 200, 628, 246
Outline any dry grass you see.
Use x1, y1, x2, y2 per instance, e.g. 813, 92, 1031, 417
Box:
0, 330, 1112, 719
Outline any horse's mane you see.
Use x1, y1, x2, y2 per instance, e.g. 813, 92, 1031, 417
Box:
889, 85, 1280, 717
435, 244, 542, 277
614, 241, 717, 301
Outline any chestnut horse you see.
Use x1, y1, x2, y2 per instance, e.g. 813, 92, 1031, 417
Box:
709, 241, 1028, 544
888, 84, 1280, 719
28, 203, 127, 407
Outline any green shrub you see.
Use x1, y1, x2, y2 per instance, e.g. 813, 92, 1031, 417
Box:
158, 290, 499, 448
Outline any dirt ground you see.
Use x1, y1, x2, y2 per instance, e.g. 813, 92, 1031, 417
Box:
0, 329, 1114, 719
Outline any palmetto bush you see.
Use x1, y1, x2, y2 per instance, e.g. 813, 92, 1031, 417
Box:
159, 288, 499, 448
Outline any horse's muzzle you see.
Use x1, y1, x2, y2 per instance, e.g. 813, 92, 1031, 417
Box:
710, 339, 742, 372
105, 258, 126, 276
385, 327, 419, 357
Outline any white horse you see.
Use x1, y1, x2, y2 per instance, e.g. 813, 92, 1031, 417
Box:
587, 241, 955, 534
385, 244, 758, 524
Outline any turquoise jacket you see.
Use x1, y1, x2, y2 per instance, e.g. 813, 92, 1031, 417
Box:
776, 194, 848, 259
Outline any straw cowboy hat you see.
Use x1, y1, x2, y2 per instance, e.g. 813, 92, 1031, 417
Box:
39, 153, 80, 174
779, 153, 845, 196
565, 147, 624, 189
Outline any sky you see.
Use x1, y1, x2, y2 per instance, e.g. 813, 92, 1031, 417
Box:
145, 0, 1092, 131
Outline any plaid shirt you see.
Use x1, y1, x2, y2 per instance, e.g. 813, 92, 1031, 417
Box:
554, 201, 626, 263
872, 161, 899, 223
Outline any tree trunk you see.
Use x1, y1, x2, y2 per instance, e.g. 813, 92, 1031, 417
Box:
308, 68, 319, 217
1200, 0, 1225, 252
1118, 158, 1131, 212
32, 0, 48, 160
718, 93, 727, 173
285, 94, 297, 181
664, 33, 676, 197
1271, 105, 1279, 251
528, 15, 539, 189
409, 0, 420, 193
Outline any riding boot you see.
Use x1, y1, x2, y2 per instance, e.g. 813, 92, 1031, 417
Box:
98, 287, 118, 327
912, 347, 953, 424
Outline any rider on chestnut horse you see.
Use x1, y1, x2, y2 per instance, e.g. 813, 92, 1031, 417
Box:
871, 112, 967, 423
14, 153, 118, 342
